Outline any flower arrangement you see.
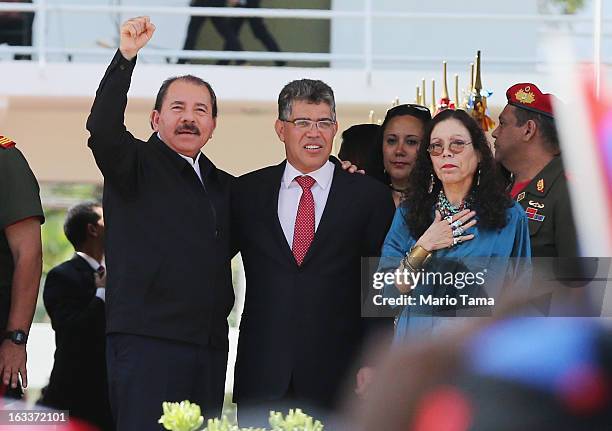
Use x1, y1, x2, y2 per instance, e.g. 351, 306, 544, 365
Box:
159, 401, 324, 431
159, 401, 204, 431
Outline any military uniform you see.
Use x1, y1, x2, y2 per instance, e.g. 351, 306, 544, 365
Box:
514, 156, 578, 257
503, 83, 579, 258
0, 136, 44, 331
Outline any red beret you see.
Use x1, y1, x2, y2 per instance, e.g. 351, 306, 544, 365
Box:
506, 83, 555, 118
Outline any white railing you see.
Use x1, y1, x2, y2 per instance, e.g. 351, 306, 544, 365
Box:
0, 1, 609, 78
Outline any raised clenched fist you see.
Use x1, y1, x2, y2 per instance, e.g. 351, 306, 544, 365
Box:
119, 16, 156, 61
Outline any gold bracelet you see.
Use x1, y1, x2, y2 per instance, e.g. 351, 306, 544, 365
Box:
402, 245, 432, 271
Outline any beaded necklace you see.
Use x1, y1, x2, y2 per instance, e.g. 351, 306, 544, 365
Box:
436, 190, 471, 218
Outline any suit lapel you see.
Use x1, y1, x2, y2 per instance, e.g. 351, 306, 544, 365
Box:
72, 254, 96, 292
261, 161, 295, 264
72, 254, 95, 272
301, 165, 355, 266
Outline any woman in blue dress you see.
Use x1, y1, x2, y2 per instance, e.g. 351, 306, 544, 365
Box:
378, 109, 531, 342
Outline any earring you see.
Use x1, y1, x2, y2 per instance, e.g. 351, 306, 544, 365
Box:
476, 168, 481, 186
428, 173, 435, 194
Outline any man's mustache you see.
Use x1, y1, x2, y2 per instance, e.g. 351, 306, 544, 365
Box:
175, 123, 201, 135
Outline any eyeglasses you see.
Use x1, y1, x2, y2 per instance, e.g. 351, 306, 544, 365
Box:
427, 140, 473, 156
282, 118, 336, 131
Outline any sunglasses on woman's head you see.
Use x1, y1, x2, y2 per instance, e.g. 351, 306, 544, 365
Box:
385, 104, 432, 123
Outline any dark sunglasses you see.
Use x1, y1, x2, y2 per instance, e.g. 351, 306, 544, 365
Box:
385, 104, 432, 124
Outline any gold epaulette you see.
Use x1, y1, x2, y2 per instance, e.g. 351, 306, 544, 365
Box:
0, 135, 16, 149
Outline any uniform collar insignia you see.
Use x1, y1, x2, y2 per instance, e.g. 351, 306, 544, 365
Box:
536, 178, 545, 193
0, 135, 16, 149
517, 192, 525, 202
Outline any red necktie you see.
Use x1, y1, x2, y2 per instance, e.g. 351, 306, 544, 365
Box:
292, 175, 316, 266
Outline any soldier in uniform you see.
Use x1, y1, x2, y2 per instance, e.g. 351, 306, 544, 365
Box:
492, 83, 578, 258
0, 135, 44, 399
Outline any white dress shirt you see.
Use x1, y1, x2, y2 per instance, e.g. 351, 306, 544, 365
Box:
76, 251, 106, 302
278, 160, 335, 249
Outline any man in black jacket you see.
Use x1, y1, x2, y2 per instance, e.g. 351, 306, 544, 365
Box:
231, 79, 395, 426
40, 202, 113, 430
86, 16, 233, 430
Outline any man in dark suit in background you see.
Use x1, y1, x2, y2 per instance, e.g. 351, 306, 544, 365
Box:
39, 202, 113, 430
86, 17, 233, 430
231, 79, 395, 426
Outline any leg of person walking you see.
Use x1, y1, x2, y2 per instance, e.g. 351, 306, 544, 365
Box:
179, 14, 207, 63
212, 16, 244, 65
245, 0, 285, 66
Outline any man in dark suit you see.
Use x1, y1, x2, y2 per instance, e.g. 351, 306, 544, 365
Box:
231, 79, 395, 426
86, 17, 233, 430
39, 202, 113, 430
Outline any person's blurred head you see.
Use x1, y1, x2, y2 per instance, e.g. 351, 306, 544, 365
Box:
151, 75, 218, 158
349, 317, 612, 431
492, 83, 559, 172
337, 124, 380, 171
372, 104, 431, 188
64, 202, 104, 251
275, 79, 338, 173
405, 109, 511, 238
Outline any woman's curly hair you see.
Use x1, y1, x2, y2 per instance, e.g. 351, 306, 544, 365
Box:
402, 109, 512, 239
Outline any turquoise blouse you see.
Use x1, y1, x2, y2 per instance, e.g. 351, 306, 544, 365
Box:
378, 201, 531, 343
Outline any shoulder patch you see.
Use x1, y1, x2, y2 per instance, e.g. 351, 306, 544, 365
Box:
0, 135, 16, 149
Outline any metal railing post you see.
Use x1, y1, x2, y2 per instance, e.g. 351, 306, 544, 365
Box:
36, 0, 47, 66
364, 0, 372, 86
594, 0, 602, 98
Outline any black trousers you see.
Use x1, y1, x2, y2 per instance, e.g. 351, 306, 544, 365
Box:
181, 0, 243, 65
106, 333, 227, 430
230, 0, 281, 52
230, 0, 285, 66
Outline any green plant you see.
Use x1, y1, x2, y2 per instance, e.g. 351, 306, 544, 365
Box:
203, 416, 264, 431
159, 402, 324, 431
269, 409, 324, 431
159, 401, 204, 431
